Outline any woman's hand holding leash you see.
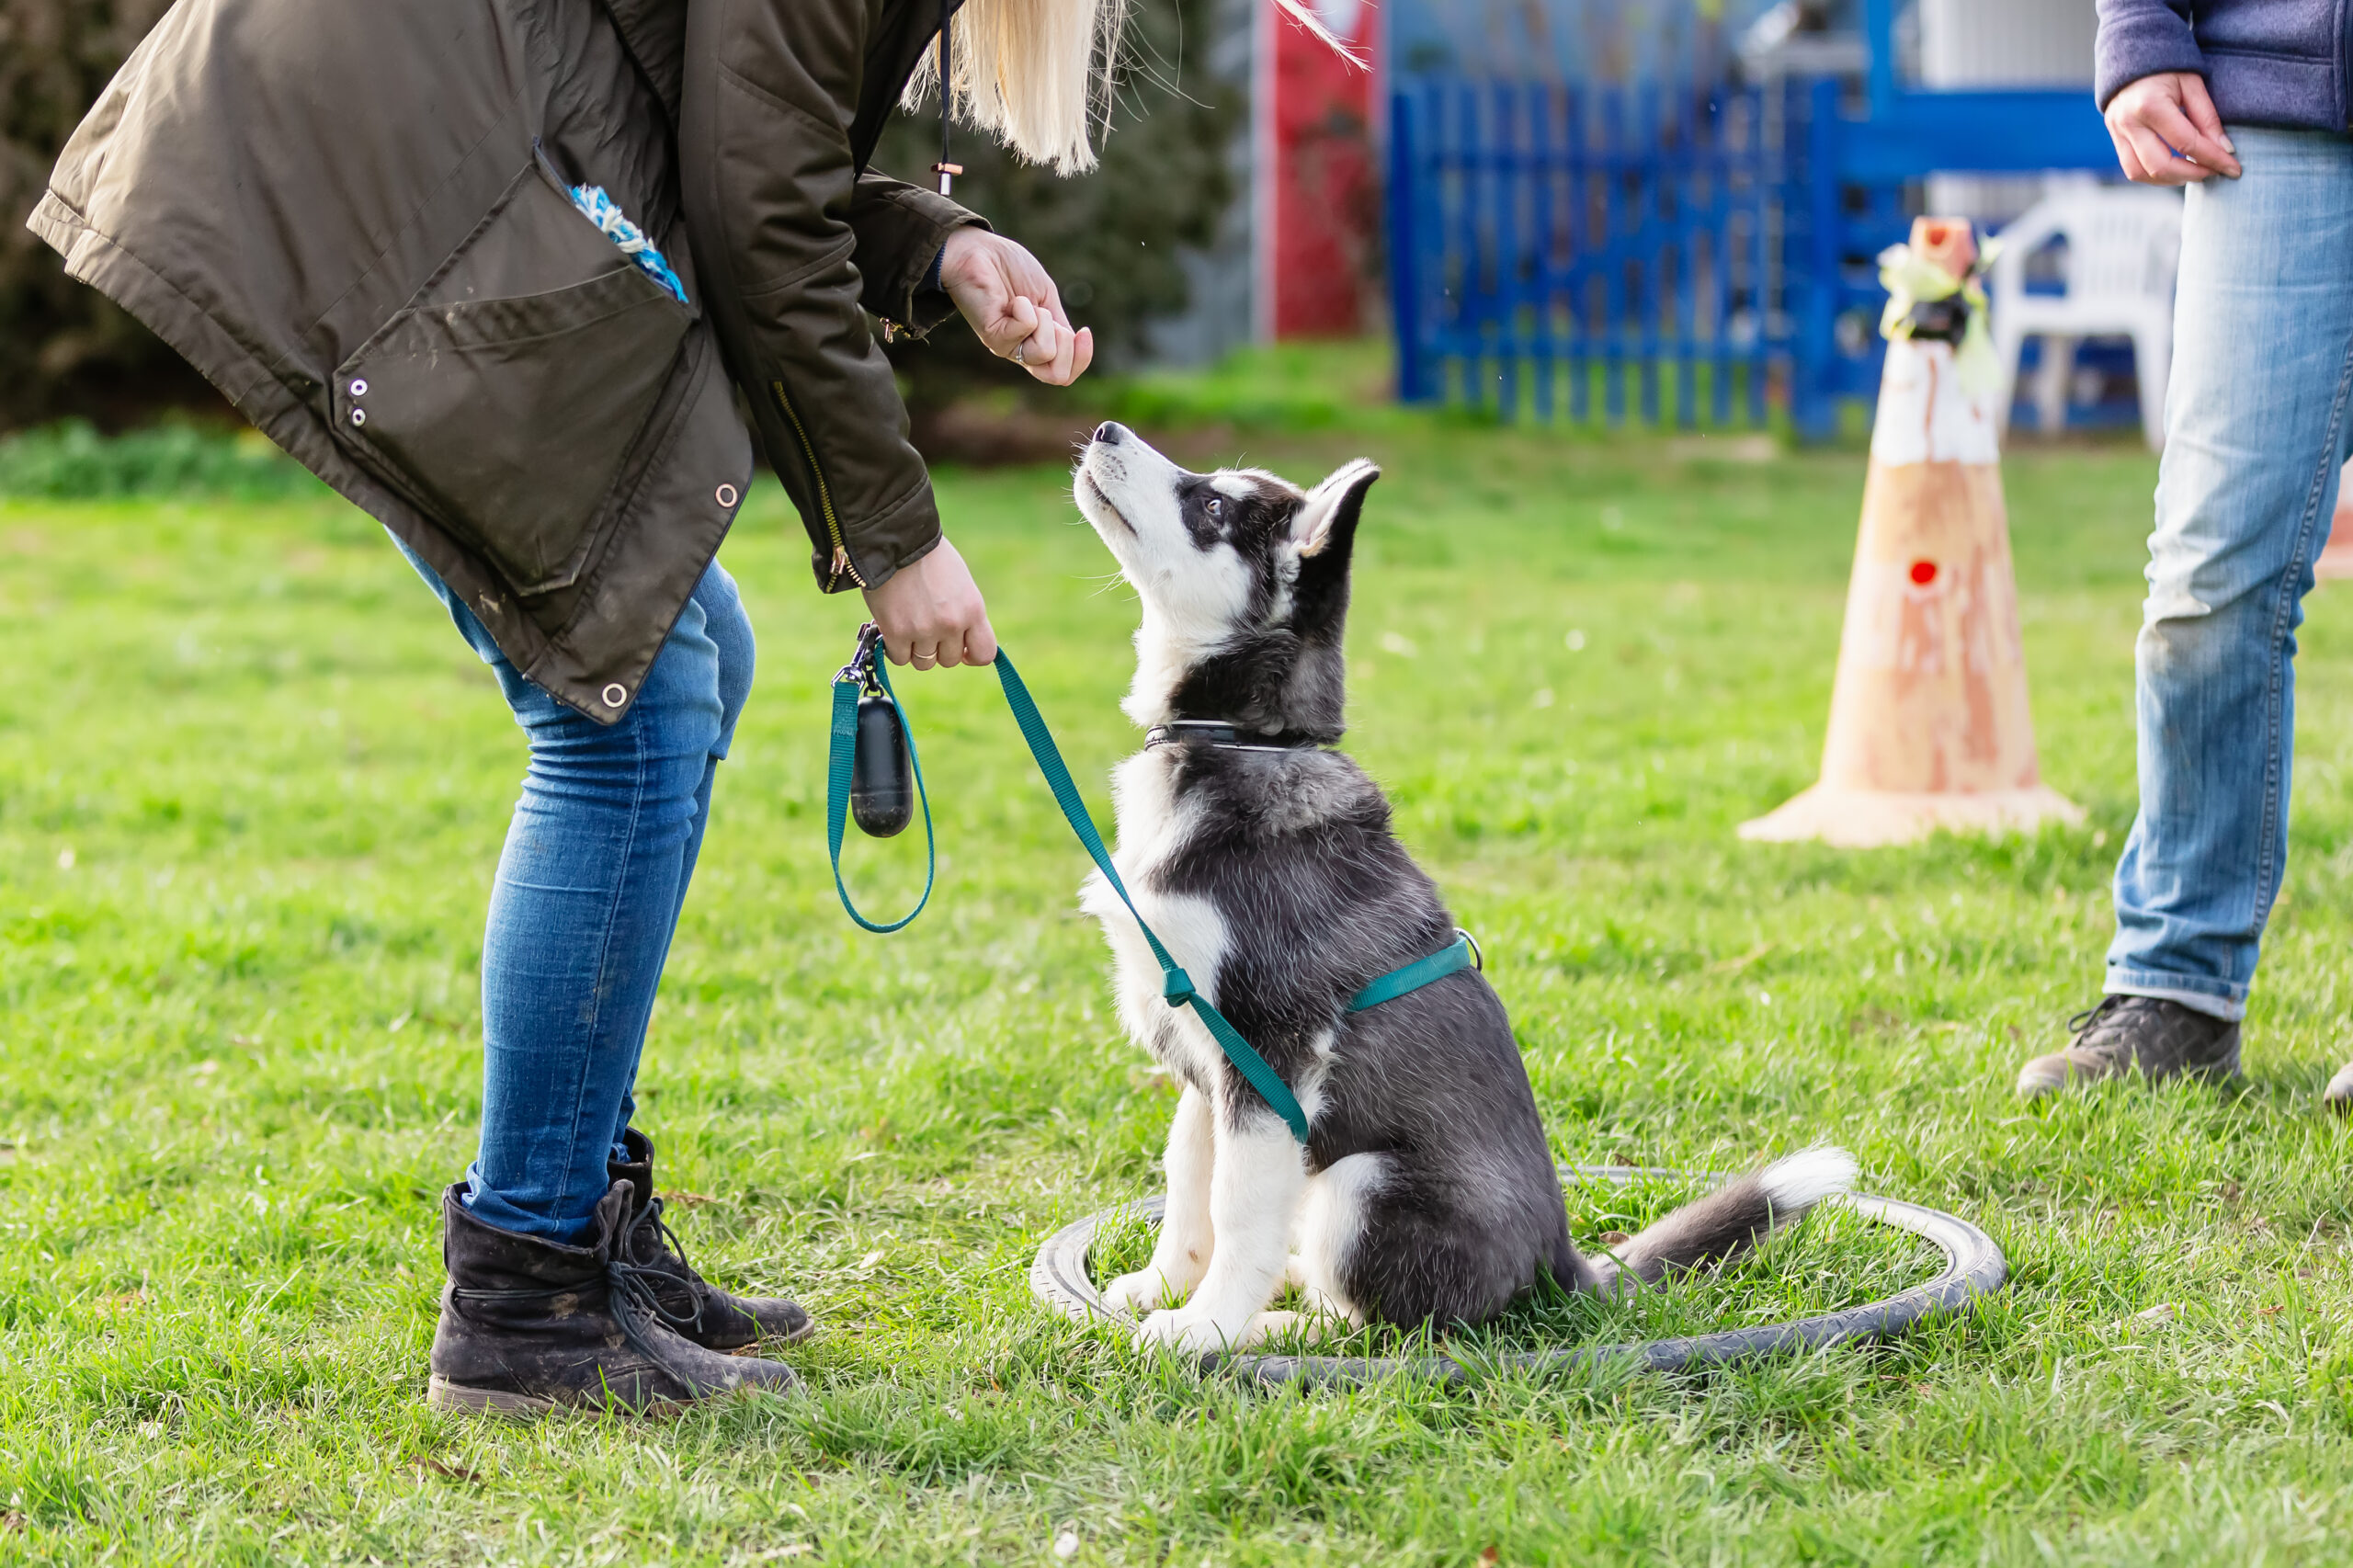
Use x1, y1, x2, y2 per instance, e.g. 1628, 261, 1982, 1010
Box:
862, 537, 998, 671
939, 228, 1095, 385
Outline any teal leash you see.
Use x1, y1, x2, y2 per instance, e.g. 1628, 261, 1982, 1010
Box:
1346, 930, 1478, 1012
992, 651, 1313, 1142
824, 631, 1482, 1144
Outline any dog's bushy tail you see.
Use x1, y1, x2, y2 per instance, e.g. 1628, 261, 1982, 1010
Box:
1594, 1145, 1857, 1292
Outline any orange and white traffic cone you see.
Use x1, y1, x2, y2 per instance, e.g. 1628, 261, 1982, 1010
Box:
1741, 217, 2082, 847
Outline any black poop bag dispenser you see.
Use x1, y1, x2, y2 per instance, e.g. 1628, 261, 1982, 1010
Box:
843, 623, 915, 837
826, 622, 935, 933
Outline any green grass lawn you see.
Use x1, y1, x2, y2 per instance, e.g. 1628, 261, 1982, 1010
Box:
8, 359, 2353, 1564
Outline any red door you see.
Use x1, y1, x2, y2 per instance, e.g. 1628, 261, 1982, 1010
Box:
1256, 0, 1378, 339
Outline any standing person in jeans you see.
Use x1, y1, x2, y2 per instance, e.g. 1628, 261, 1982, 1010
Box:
2016, 1, 2353, 1104
28, 0, 1111, 1415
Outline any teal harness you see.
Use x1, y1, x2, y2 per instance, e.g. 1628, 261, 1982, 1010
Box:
825, 631, 1480, 1143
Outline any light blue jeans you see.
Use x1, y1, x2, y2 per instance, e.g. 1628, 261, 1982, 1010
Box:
2107, 128, 2353, 1021
396, 537, 755, 1240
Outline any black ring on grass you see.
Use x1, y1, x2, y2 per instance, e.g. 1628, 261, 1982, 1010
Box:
1029, 1165, 2008, 1388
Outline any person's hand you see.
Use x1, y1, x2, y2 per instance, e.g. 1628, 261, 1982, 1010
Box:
938, 227, 1095, 386
2105, 72, 2241, 184
862, 536, 997, 670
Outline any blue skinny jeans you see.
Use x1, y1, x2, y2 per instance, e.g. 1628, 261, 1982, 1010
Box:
397, 538, 754, 1240
2108, 128, 2353, 1021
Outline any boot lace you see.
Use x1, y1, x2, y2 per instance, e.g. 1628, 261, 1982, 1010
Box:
2065, 994, 2135, 1040
604, 1254, 707, 1352
622, 1194, 709, 1334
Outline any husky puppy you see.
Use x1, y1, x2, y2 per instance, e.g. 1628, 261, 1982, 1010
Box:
1070, 422, 1856, 1353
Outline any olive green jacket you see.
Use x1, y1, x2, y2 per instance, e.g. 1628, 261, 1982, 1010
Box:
30, 0, 980, 721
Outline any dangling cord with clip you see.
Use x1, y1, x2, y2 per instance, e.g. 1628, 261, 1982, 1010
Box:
933, 0, 963, 196
826, 623, 936, 932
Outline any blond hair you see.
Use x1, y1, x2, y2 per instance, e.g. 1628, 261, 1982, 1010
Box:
905, 0, 1351, 176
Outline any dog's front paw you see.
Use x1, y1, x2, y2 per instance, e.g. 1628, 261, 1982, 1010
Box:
1101, 1268, 1183, 1316
1131, 1306, 1243, 1355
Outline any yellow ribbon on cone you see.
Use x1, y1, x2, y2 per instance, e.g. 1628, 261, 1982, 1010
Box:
1877, 237, 2004, 398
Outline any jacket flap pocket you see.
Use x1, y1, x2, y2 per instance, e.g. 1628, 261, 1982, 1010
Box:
340, 263, 689, 597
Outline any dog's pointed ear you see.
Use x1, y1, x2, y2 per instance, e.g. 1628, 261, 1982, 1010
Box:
1290, 460, 1381, 561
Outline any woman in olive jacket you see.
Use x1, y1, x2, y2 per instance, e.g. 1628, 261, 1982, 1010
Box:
31, 0, 1109, 1414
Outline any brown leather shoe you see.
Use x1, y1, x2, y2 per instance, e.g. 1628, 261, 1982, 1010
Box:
2325, 1062, 2353, 1115
2015, 995, 2242, 1098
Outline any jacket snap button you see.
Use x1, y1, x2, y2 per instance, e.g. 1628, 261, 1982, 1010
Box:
602, 683, 629, 708
348, 378, 368, 397
350, 408, 367, 426
715, 483, 739, 509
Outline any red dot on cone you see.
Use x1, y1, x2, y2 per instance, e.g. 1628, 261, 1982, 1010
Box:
1909, 560, 1938, 585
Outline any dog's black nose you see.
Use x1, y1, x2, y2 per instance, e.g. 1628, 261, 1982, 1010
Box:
1093, 422, 1124, 447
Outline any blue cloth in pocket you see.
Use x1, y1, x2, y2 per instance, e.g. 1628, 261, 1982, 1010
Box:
567, 183, 688, 305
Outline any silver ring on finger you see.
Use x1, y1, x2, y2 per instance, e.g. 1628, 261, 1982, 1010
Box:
1012, 343, 1026, 366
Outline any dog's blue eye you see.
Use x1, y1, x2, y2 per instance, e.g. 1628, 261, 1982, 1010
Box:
1204, 497, 1224, 519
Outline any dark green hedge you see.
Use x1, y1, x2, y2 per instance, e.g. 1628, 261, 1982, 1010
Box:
0, 0, 210, 430
872, 0, 1242, 414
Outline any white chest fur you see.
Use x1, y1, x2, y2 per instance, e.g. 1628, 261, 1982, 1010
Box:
1079, 750, 1233, 1090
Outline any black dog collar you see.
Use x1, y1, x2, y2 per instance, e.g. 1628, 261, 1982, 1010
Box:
1145, 720, 1326, 754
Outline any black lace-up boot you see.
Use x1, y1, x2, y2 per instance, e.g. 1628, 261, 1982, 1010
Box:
609, 1130, 813, 1350
426, 1179, 801, 1417
2015, 994, 2243, 1098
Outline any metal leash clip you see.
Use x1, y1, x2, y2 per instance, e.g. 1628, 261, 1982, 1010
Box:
835, 620, 885, 694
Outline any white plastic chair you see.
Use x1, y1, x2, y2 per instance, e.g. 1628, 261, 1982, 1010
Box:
1990, 185, 2183, 451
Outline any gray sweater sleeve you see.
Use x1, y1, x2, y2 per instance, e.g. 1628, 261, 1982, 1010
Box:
2095, 0, 2206, 108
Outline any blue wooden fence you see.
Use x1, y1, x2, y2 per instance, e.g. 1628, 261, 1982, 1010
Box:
1388, 77, 1788, 430
1389, 0, 2121, 437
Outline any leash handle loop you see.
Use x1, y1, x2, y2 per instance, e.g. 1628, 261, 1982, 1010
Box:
825, 642, 935, 934
992, 652, 1313, 1143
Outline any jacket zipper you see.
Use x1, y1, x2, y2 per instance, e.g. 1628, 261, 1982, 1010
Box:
771, 380, 867, 589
